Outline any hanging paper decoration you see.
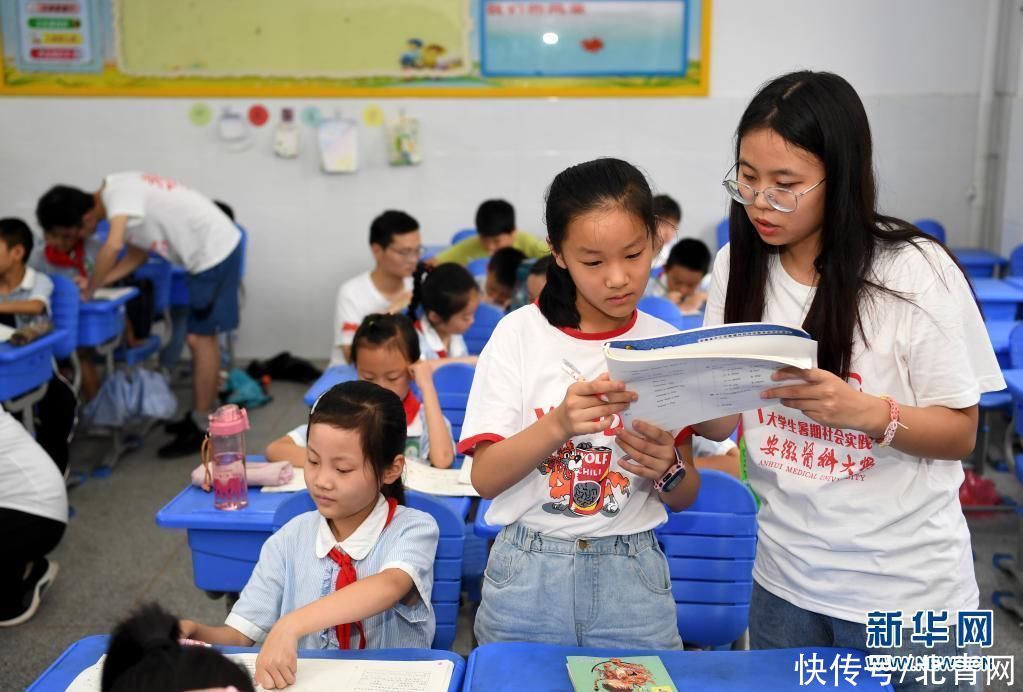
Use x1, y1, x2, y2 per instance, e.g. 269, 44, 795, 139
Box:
386, 111, 421, 166
317, 113, 358, 173
189, 103, 212, 126
248, 104, 270, 127
273, 108, 299, 158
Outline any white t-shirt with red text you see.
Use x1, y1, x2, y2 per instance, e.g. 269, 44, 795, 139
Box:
704, 240, 1004, 623
457, 304, 681, 540
102, 172, 240, 274
330, 271, 414, 366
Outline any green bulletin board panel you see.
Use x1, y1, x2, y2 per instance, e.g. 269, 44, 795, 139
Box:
0, 0, 711, 97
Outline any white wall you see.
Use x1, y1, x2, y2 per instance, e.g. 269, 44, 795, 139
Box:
0, 0, 995, 360
1001, 14, 1023, 256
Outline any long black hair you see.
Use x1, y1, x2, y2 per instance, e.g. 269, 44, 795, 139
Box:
723, 71, 966, 378
101, 603, 253, 692
407, 261, 478, 324
539, 158, 658, 327
309, 380, 406, 504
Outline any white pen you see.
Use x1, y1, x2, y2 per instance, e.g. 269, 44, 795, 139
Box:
561, 359, 610, 402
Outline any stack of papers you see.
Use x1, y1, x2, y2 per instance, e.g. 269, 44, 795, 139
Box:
604, 322, 817, 431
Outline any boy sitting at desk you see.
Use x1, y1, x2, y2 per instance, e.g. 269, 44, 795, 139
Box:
36, 172, 242, 458
428, 199, 549, 267
0, 219, 76, 472
646, 238, 712, 314
31, 219, 155, 402
331, 210, 421, 366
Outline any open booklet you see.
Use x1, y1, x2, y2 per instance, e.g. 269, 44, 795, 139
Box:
67, 653, 454, 692
92, 287, 136, 301
604, 322, 817, 432
567, 655, 677, 692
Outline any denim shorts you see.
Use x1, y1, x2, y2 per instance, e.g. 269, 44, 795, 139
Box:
750, 582, 982, 692
186, 242, 242, 336
473, 523, 683, 649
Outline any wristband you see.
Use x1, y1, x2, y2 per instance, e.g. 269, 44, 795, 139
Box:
874, 395, 908, 447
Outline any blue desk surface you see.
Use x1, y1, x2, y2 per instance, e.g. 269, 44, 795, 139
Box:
28, 635, 466, 692
157, 484, 472, 531
303, 365, 358, 407
0, 330, 65, 400
462, 642, 893, 691
954, 247, 1007, 267
971, 278, 1023, 302
0, 329, 64, 363
80, 287, 139, 313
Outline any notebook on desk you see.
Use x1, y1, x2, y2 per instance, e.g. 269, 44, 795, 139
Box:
92, 287, 135, 301
67, 653, 454, 692
604, 322, 817, 432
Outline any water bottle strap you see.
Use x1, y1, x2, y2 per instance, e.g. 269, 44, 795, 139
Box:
200, 434, 212, 492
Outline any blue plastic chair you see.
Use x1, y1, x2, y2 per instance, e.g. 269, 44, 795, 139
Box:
271, 489, 464, 650
432, 363, 475, 450
637, 295, 685, 330
914, 218, 947, 244
655, 469, 758, 649
464, 303, 503, 355
466, 257, 489, 278
716, 218, 730, 249
48, 275, 79, 362
451, 228, 476, 245
1009, 245, 1023, 277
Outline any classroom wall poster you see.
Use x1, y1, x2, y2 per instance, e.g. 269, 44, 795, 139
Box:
0, 0, 711, 97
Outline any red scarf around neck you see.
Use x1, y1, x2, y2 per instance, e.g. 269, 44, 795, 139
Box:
326, 497, 399, 649
44, 240, 88, 278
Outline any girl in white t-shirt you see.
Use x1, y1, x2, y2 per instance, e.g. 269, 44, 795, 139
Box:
407, 262, 479, 365
266, 313, 456, 469
459, 158, 701, 648
705, 71, 1003, 690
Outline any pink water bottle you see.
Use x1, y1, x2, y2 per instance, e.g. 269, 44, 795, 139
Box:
203, 405, 250, 510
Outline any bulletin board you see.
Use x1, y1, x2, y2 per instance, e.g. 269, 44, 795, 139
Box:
0, 0, 711, 97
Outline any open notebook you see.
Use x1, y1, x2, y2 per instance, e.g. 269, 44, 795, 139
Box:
604, 322, 818, 432
67, 653, 454, 692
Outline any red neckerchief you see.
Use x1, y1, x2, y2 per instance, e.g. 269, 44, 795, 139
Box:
326, 497, 399, 650
44, 240, 88, 278
402, 391, 421, 426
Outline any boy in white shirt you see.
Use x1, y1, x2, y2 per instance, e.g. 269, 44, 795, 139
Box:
36, 173, 242, 457
330, 211, 420, 365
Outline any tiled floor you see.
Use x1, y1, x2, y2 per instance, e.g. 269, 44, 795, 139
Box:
3, 376, 1022, 691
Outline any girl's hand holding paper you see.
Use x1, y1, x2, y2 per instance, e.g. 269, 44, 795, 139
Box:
616, 420, 677, 482
763, 366, 885, 433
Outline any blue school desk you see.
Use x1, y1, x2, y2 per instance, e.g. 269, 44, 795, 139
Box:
77, 287, 139, 348
462, 642, 894, 691
0, 329, 65, 401
28, 635, 466, 692
156, 480, 471, 594
953, 247, 1008, 279
303, 364, 358, 407
971, 278, 1023, 321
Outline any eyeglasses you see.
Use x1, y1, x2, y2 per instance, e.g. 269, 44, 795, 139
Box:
721, 163, 825, 213
388, 245, 424, 260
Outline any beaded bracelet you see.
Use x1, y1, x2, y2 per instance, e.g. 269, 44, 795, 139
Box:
875, 395, 909, 447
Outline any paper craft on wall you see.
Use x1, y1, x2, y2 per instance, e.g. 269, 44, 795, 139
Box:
386, 111, 422, 167
0, 0, 711, 97
273, 108, 299, 158
318, 114, 359, 173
